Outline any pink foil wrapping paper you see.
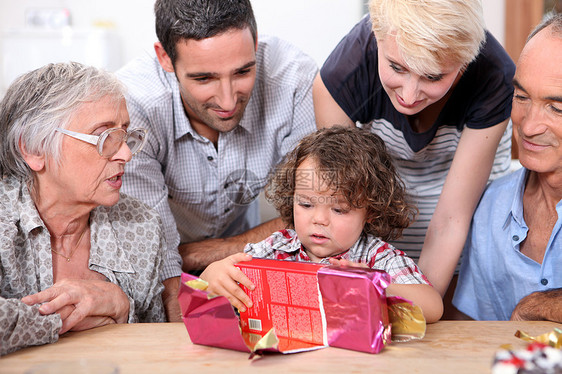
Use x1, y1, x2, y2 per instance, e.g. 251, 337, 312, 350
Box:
317, 265, 392, 354
178, 262, 423, 355
178, 273, 251, 353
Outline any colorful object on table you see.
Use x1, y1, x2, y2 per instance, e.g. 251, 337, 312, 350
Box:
386, 295, 426, 342
235, 259, 328, 353
178, 273, 251, 353
178, 272, 322, 355
515, 329, 562, 349
317, 265, 392, 353
177, 260, 426, 356
492, 342, 562, 373
317, 265, 425, 353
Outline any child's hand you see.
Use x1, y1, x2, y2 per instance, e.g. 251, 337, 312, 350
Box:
385, 283, 443, 323
200, 253, 255, 312
328, 258, 369, 268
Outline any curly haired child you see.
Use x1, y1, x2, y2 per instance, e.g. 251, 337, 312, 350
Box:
201, 126, 443, 322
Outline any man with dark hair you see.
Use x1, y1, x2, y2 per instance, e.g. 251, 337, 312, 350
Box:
453, 13, 562, 322
117, 0, 317, 320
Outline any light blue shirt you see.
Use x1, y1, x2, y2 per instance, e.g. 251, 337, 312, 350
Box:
453, 167, 562, 320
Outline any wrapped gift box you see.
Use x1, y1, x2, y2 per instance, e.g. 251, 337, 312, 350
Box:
179, 258, 424, 355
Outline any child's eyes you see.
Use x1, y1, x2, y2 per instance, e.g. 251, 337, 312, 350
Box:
333, 207, 349, 215
298, 202, 312, 208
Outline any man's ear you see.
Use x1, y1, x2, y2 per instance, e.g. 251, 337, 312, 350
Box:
19, 141, 45, 172
154, 42, 175, 73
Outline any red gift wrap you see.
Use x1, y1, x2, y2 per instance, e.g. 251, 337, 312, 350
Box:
178, 258, 425, 355
235, 259, 328, 352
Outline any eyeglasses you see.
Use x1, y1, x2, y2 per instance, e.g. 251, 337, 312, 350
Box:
55, 127, 148, 158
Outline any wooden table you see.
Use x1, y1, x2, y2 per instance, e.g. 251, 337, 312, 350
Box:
1, 321, 560, 373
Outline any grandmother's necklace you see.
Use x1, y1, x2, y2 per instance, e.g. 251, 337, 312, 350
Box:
51, 228, 88, 262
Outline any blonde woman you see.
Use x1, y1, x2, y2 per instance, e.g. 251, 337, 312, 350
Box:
313, 0, 514, 303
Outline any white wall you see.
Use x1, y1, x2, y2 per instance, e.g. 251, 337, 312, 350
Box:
0, 0, 506, 95
483, 0, 506, 45
0, 0, 156, 65
252, 0, 364, 66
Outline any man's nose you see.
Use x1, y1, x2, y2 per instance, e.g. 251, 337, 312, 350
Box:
518, 103, 548, 137
216, 79, 236, 111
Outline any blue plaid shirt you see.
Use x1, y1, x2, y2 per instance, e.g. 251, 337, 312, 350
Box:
117, 36, 317, 279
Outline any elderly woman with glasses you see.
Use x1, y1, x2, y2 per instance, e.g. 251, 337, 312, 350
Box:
0, 62, 167, 356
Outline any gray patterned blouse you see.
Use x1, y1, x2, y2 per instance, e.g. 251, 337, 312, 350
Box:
0, 176, 166, 355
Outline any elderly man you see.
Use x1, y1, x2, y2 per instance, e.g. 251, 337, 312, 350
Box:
452, 13, 562, 322
116, 0, 317, 319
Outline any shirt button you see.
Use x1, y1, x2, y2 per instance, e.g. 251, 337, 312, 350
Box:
224, 208, 231, 213
512, 235, 519, 241
207, 156, 214, 161
541, 278, 548, 286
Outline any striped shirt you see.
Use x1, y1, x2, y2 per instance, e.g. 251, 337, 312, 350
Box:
369, 118, 512, 259
117, 36, 318, 279
244, 229, 429, 285
320, 16, 515, 261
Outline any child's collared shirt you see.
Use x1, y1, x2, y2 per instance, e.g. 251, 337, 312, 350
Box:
244, 229, 429, 285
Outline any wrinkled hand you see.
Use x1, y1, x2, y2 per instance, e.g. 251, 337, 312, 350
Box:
56, 304, 117, 332
200, 253, 255, 312
21, 278, 129, 334
328, 258, 369, 268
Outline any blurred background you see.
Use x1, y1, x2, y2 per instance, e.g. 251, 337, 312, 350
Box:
2, 0, 557, 97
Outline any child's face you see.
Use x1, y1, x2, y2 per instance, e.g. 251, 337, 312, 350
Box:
293, 158, 367, 262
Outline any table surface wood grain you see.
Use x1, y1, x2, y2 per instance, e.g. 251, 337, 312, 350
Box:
1, 321, 560, 374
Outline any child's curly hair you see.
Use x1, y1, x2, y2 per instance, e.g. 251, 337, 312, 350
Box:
265, 126, 416, 241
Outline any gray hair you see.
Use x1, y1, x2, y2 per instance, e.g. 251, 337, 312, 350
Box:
0, 61, 125, 184
528, 12, 562, 41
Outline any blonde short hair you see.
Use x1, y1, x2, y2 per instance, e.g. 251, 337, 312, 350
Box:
369, 0, 486, 75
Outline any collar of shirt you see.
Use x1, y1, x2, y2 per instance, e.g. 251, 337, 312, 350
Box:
273, 229, 352, 263
16, 179, 134, 276
295, 245, 350, 264
507, 168, 562, 224
506, 167, 528, 228
17, 180, 45, 235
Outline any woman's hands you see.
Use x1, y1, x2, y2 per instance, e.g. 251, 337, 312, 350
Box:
200, 252, 255, 312
21, 279, 130, 334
